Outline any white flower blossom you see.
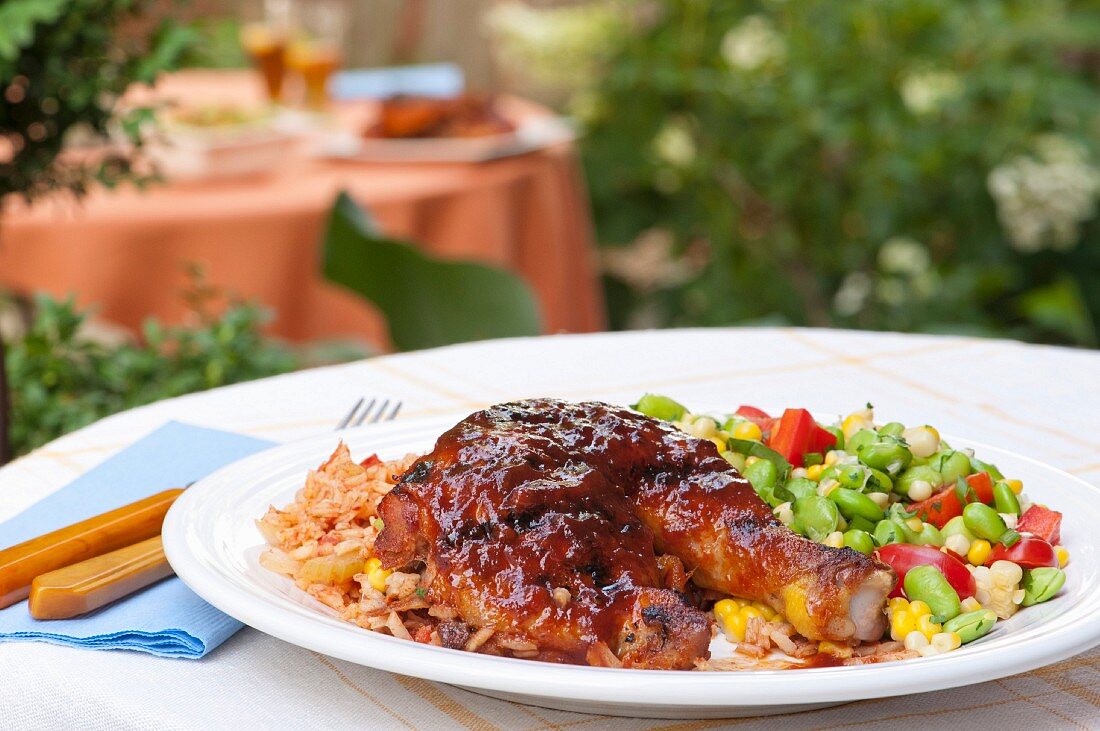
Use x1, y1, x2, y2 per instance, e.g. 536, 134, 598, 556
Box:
600, 229, 704, 292
877, 237, 930, 276
834, 271, 872, 316
987, 135, 1100, 253
899, 71, 963, 115
721, 15, 786, 71
651, 117, 696, 168
485, 2, 623, 91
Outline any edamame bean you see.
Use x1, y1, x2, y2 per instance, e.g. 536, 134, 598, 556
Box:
837, 464, 869, 491
842, 529, 875, 555
874, 518, 905, 546
896, 465, 942, 497
792, 496, 840, 542
903, 565, 961, 623
848, 515, 876, 533
744, 458, 778, 493
970, 456, 1005, 481
963, 502, 1008, 542
941, 515, 977, 542
828, 488, 885, 522
846, 429, 877, 454
879, 422, 906, 437
942, 609, 998, 643
633, 394, 687, 422
866, 467, 893, 493
1021, 567, 1066, 606
785, 477, 818, 500
931, 450, 972, 484
913, 522, 945, 547
993, 481, 1021, 516
858, 437, 913, 476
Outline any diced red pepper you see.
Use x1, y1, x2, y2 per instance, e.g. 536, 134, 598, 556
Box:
876, 544, 976, 600
1017, 504, 1062, 546
360, 454, 382, 468
766, 408, 817, 467
911, 471, 996, 528
735, 405, 772, 424
808, 424, 837, 454
987, 535, 1058, 569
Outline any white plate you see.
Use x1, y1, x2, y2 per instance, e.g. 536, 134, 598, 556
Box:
162, 409, 1100, 718
317, 116, 576, 163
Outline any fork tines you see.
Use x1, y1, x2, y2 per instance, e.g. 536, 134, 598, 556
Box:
337, 398, 403, 430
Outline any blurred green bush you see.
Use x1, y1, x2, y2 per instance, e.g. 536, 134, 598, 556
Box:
576, 0, 1100, 344
6, 278, 295, 457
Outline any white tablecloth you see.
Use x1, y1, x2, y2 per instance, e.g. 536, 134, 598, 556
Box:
4, 328, 1100, 730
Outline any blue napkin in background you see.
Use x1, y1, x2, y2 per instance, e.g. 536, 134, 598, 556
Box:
0, 422, 274, 658
330, 63, 465, 100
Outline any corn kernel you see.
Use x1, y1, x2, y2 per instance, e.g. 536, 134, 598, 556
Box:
907, 480, 934, 502
824, 451, 841, 467
867, 492, 890, 509
751, 601, 778, 621
824, 531, 845, 548
722, 611, 748, 642
818, 479, 839, 497
917, 615, 942, 639
710, 437, 728, 452
968, 539, 993, 566
733, 421, 763, 441
904, 631, 929, 651
888, 597, 910, 612
714, 599, 740, 622
990, 560, 1023, 585
739, 605, 764, 622
908, 600, 931, 617
818, 640, 854, 658
905, 517, 924, 533
1007, 479, 1024, 495
945, 533, 971, 557
842, 409, 874, 439
364, 557, 392, 592
931, 631, 962, 653
960, 596, 982, 613
1056, 546, 1070, 567
890, 612, 917, 642
806, 464, 825, 481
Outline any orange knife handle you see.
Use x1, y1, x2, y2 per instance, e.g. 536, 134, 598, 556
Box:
28, 536, 173, 620
0, 488, 183, 609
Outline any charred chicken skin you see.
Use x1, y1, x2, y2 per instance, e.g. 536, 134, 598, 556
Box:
375, 399, 894, 668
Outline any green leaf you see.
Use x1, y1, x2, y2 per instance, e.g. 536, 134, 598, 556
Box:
0, 0, 66, 62
322, 192, 542, 351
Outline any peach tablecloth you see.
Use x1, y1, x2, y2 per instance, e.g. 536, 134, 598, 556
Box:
0, 70, 605, 347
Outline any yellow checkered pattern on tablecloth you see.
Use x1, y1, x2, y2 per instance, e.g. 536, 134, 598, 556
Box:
3, 328, 1098, 730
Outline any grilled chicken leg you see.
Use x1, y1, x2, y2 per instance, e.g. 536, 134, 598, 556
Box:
376, 399, 894, 667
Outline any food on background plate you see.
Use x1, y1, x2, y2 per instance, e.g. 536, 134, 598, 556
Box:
364, 94, 515, 139
257, 396, 1067, 670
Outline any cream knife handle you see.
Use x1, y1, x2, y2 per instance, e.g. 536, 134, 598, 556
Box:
28, 536, 173, 620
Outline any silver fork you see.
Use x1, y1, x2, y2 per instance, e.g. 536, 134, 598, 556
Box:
336, 397, 403, 430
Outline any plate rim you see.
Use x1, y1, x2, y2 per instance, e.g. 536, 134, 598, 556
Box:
163, 407, 1100, 709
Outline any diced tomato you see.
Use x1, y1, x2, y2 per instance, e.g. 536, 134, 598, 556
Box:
360, 454, 382, 468
875, 544, 976, 600
911, 471, 996, 528
987, 535, 1058, 569
735, 405, 772, 424
1017, 505, 1062, 546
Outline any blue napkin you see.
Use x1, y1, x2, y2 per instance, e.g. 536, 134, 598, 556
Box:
0, 422, 274, 658
330, 63, 465, 100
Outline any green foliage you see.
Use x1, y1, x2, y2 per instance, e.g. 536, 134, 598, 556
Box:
0, 0, 192, 200
581, 0, 1100, 344
6, 287, 295, 457
323, 192, 542, 351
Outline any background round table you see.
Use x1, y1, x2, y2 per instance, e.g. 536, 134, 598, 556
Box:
3, 328, 1100, 730
0, 70, 606, 348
